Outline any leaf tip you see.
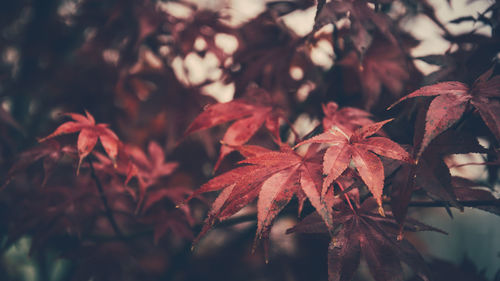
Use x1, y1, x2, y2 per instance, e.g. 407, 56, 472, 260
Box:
378, 206, 386, 217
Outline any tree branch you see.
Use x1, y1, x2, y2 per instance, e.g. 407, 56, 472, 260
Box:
83, 199, 500, 243
87, 158, 124, 238
211, 199, 500, 228
403, 200, 500, 208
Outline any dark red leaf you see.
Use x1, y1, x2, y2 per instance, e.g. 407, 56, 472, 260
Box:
289, 198, 442, 281
453, 177, 500, 215
340, 37, 409, 108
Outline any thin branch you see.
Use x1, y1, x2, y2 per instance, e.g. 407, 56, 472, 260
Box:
83, 198, 500, 243
300, 123, 322, 141
87, 158, 124, 238
403, 200, 500, 208
209, 199, 500, 227
283, 118, 302, 143
337, 182, 355, 213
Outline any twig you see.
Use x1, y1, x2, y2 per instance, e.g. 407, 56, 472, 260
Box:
87, 158, 124, 238
83, 198, 500, 243
209, 199, 500, 227
403, 200, 500, 208
337, 182, 355, 213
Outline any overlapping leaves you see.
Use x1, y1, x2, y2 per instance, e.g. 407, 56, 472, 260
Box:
315, 0, 396, 54
185, 144, 334, 258
321, 101, 373, 132
297, 119, 412, 211
389, 67, 500, 158
288, 197, 445, 281
185, 87, 283, 170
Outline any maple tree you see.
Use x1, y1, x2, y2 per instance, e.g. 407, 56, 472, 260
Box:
0, 1, 499, 281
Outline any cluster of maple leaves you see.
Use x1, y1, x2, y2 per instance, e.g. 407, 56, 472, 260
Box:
1, 0, 500, 281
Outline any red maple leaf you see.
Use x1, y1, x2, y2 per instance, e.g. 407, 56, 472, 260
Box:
124, 142, 178, 188
339, 36, 410, 109
185, 144, 334, 260
297, 119, 412, 212
389, 130, 487, 225
184, 87, 283, 170
315, 0, 396, 53
452, 176, 500, 216
125, 141, 179, 210
92, 141, 179, 212
321, 101, 373, 132
389, 67, 500, 158
226, 12, 314, 95
39, 111, 121, 173
3, 140, 76, 188
288, 198, 445, 281
140, 185, 195, 244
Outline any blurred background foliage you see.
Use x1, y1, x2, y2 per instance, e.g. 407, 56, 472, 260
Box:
0, 0, 499, 280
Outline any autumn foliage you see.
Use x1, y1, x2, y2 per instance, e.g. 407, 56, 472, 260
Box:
0, 0, 499, 281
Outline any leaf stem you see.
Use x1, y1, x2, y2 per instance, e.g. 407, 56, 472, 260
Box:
284, 118, 302, 143
87, 157, 124, 238
337, 182, 356, 212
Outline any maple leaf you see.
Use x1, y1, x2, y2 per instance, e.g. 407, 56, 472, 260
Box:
7, 173, 132, 254
93, 141, 179, 212
125, 142, 178, 201
140, 208, 194, 244
315, 0, 396, 54
321, 101, 373, 133
389, 67, 500, 158
389, 130, 488, 224
140, 185, 195, 243
185, 144, 334, 260
39, 111, 121, 173
184, 87, 283, 170
225, 12, 315, 95
297, 119, 412, 212
452, 176, 500, 216
339, 36, 410, 109
3, 140, 76, 188
288, 198, 445, 281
